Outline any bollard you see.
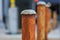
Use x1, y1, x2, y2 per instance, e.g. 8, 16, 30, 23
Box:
46, 5, 51, 33
8, 0, 18, 34
45, 3, 51, 40
37, 1, 46, 40
21, 9, 36, 40
53, 11, 57, 29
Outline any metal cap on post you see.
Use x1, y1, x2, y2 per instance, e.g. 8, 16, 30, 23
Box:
21, 9, 36, 14
46, 2, 51, 7
37, 1, 46, 5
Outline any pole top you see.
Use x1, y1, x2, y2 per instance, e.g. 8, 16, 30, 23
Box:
46, 2, 51, 7
21, 9, 36, 15
37, 1, 46, 5
10, 0, 15, 3
10, 0, 16, 8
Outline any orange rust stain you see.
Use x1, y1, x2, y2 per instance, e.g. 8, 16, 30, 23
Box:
53, 11, 57, 29
45, 7, 51, 40
37, 5, 46, 40
22, 15, 36, 40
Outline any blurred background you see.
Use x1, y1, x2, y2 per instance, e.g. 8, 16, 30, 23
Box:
0, 0, 60, 40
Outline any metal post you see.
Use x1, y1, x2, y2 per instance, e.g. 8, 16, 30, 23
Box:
8, 0, 18, 34
37, 1, 46, 40
21, 9, 36, 40
45, 3, 51, 40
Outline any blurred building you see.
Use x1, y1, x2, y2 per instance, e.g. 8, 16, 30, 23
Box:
2, 0, 60, 29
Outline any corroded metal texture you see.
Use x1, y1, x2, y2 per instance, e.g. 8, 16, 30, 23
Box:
22, 14, 36, 40
45, 7, 51, 40
37, 4, 46, 40
53, 11, 57, 29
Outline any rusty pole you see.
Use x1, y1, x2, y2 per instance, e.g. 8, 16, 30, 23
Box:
53, 11, 57, 29
21, 9, 36, 40
45, 3, 51, 40
37, 1, 46, 40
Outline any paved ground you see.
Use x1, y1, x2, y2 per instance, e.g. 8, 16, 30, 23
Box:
0, 26, 60, 40
0, 21, 60, 40
0, 34, 22, 40
48, 22, 60, 38
0, 34, 60, 40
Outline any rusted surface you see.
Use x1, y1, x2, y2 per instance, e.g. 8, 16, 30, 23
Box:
53, 11, 57, 29
37, 5, 46, 40
45, 7, 51, 40
47, 8, 51, 32
22, 15, 36, 40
